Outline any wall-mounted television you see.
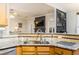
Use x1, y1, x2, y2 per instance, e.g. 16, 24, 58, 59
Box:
34, 16, 45, 32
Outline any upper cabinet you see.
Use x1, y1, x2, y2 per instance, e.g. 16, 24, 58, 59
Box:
0, 4, 7, 27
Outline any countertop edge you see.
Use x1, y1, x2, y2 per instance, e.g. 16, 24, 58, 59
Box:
0, 44, 78, 51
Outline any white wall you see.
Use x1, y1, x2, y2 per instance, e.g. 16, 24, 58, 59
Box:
45, 13, 55, 33
66, 11, 77, 34
2, 16, 28, 36
47, 3, 67, 33
2, 3, 78, 36
47, 3, 67, 12
9, 17, 27, 32
24, 17, 35, 33
47, 3, 78, 34
76, 15, 79, 34
2, 12, 54, 36
24, 13, 54, 33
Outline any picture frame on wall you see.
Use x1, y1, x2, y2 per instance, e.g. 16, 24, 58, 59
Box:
18, 23, 22, 28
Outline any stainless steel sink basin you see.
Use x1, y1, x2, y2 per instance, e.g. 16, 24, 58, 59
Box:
57, 41, 76, 46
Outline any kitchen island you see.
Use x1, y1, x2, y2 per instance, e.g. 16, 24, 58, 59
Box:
16, 44, 79, 55
0, 33, 79, 55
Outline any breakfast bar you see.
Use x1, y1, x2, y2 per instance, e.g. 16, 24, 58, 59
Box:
0, 33, 79, 55
16, 44, 79, 55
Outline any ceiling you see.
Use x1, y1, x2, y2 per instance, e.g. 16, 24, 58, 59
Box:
8, 3, 79, 18
8, 3, 53, 17
48, 3, 79, 12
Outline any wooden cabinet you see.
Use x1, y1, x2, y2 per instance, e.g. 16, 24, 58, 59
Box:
37, 47, 50, 55
16, 45, 79, 55
16, 46, 22, 55
22, 46, 35, 51
0, 4, 7, 27
37, 47, 50, 51
50, 47, 55, 55
16, 46, 52, 55
54, 47, 72, 55
22, 46, 36, 55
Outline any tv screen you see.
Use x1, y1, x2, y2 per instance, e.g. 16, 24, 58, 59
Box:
35, 16, 45, 27
34, 16, 45, 32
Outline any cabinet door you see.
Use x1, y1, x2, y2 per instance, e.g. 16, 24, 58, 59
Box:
37, 47, 50, 51
50, 47, 54, 55
55, 47, 72, 55
62, 49, 72, 55
16, 46, 22, 55
22, 46, 36, 55
22, 46, 35, 52
37, 47, 50, 55
0, 4, 7, 27
55, 47, 63, 55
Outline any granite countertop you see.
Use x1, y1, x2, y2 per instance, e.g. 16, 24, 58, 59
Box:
53, 33, 79, 36
0, 39, 79, 51
10, 32, 79, 36
18, 42, 79, 50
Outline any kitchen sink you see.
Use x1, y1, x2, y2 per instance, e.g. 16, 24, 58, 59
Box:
57, 41, 76, 46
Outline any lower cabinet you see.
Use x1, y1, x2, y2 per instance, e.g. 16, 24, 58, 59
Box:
37, 47, 50, 55
16, 46, 22, 55
16, 46, 78, 55
50, 47, 55, 55
16, 46, 53, 55
54, 47, 73, 55
22, 46, 36, 55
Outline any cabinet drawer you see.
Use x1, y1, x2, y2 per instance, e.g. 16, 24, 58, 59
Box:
37, 52, 50, 55
22, 47, 35, 51
62, 49, 72, 55
55, 47, 72, 55
55, 47, 62, 54
37, 47, 50, 51
22, 52, 36, 55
